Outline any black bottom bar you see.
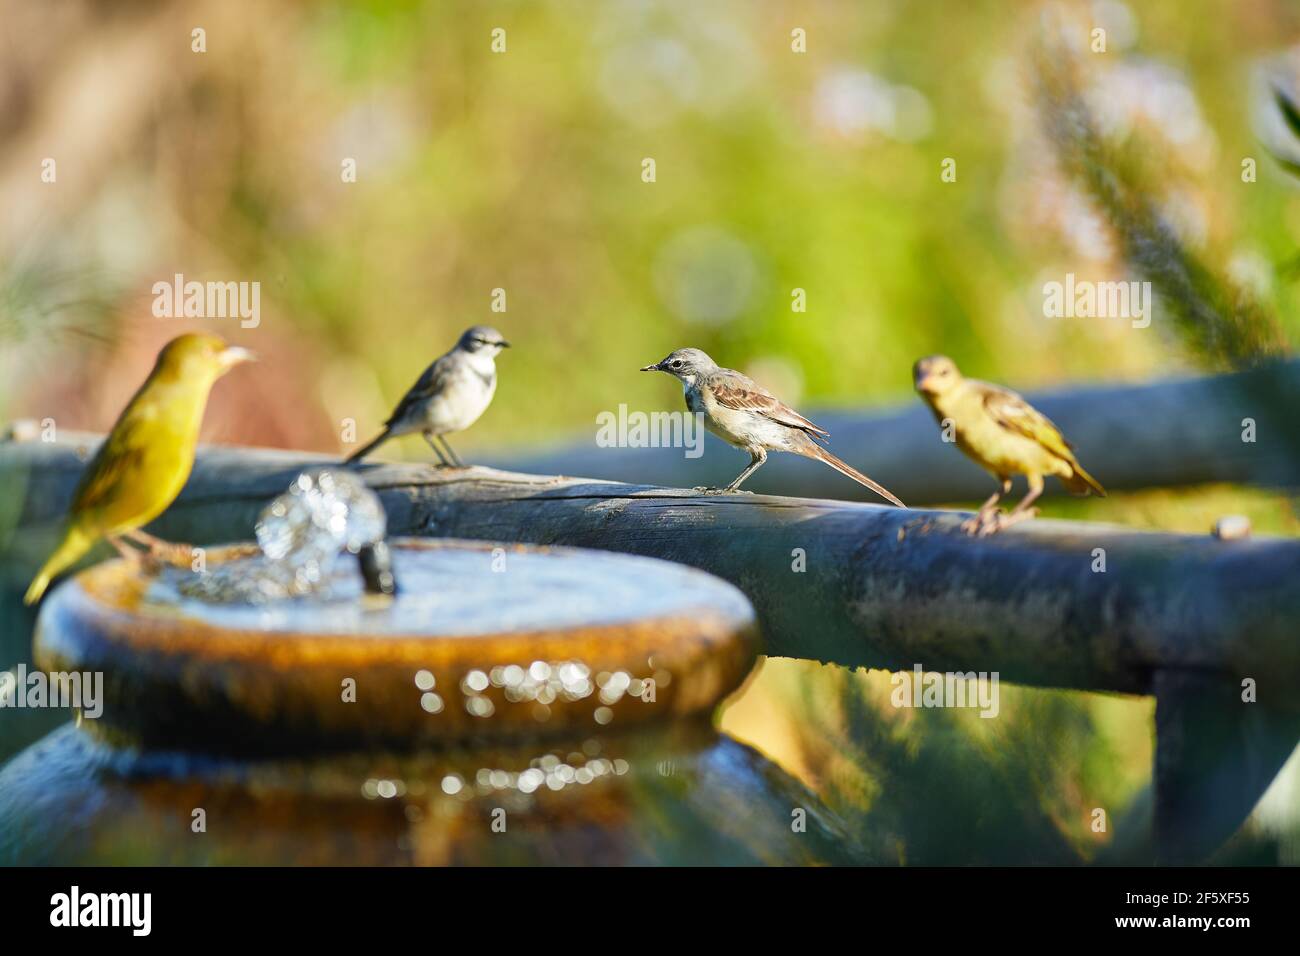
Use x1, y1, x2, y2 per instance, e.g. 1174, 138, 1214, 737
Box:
0, 865, 1292, 940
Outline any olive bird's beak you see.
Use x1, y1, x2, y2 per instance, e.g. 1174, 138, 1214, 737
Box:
640, 363, 661, 372
497, 340, 511, 348
219, 346, 258, 369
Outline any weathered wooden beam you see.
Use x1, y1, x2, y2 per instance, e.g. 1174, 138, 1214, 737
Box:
4, 438, 1300, 704
484, 359, 1300, 504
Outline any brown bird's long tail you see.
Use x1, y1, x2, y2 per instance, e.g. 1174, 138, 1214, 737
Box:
24, 525, 96, 605
1063, 461, 1106, 497
345, 429, 392, 464
806, 446, 906, 507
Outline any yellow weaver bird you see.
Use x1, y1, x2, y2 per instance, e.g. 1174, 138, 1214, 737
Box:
913, 355, 1105, 536
24, 333, 255, 604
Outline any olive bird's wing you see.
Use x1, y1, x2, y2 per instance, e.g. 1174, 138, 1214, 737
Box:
979, 382, 1075, 461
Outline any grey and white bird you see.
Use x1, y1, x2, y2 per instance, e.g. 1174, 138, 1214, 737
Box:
346, 325, 509, 466
640, 348, 905, 505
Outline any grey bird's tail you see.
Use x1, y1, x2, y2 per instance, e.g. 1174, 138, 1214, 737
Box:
806, 445, 906, 507
345, 429, 392, 464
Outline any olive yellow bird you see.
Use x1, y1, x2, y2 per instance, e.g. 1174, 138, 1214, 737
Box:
24, 333, 255, 604
913, 355, 1104, 536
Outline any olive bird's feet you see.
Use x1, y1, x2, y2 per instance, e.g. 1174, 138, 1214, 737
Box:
960, 509, 998, 536
147, 539, 197, 569
119, 529, 193, 567
977, 507, 1039, 537
108, 536, 143, 566
128, 544, 195, 575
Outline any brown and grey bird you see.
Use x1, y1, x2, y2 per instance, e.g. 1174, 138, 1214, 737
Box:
346, 326, 509, 466
913, 355, 1105, 535
641, 348, 904, 505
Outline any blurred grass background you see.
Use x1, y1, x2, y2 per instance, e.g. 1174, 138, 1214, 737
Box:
2, 0, 1298, 862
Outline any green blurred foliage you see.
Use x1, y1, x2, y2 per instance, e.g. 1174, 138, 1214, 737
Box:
2, 0, 1297, 451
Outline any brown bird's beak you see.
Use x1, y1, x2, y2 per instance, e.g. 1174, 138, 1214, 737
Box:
218, 346, 258, 369
640, 362, 661, 372
497, 340, 511, 348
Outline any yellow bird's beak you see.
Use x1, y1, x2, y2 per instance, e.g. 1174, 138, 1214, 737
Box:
218, 346, 258, 370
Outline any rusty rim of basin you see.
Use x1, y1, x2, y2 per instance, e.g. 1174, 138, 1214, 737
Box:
33, 538, 760, 756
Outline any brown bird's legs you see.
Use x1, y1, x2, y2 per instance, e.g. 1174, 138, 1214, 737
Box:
698, 449, 765, 495
104, 533, 182, 575
993, 474, 1044, 532
107, 535, 140, 565
963, 477, 1012, 535
108, 534, 171, 574
976, 474, 1044, 536
121, 529, 195, 568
